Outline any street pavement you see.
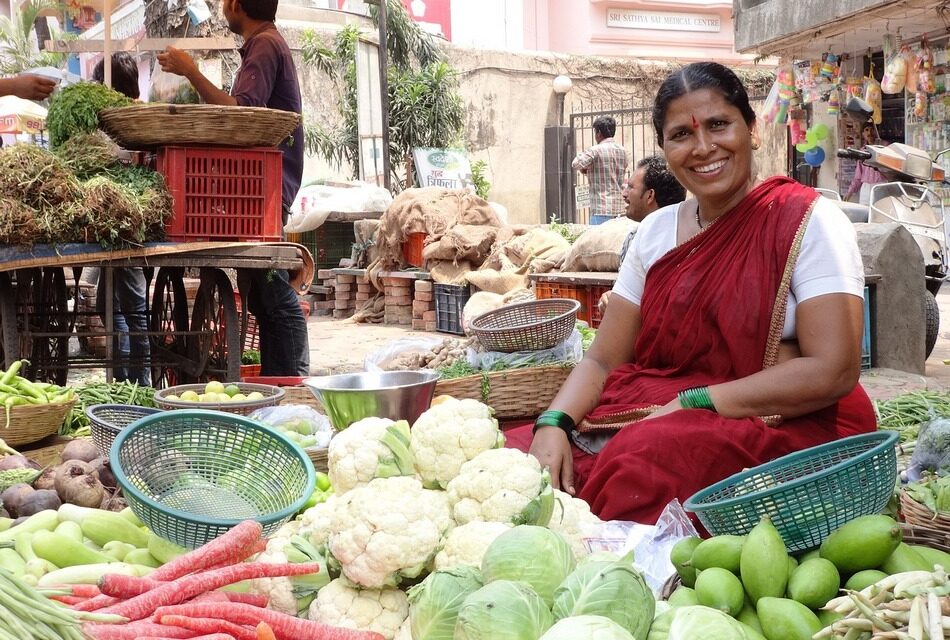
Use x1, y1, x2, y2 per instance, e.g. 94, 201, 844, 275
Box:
306, 288, 950, 403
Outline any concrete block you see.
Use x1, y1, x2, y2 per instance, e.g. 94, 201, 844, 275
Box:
415, 291, 434, 302
423, 310, 437, 321
336, 275, 356, 284
317, 269, 335, 280
412, 300, 431, 315
356, 292, 371, 301
412, 319, 428, 330
389, 295, 413, 306
334, 299, 353, 310
335, 283, 353, 293
415, 280, 433, 292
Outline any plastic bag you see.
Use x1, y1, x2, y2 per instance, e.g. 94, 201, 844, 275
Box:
761, 65, 794, 125
468, 329, 583, 370
149, 61, 199, 104
363, 336, 446, 372
577, 500, 699, 596
917, 39, 936, 94
249, 404, 334, 449
881, 36, 907, 94
907, 417, 950, 481
864, 75, 883, 124
285, 182, 393, 234
793, 60, 820, 104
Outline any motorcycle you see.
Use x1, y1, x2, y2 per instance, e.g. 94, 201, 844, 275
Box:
834, 141, 950, 358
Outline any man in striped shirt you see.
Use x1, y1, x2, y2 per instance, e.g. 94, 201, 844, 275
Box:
572, 115, 628, 218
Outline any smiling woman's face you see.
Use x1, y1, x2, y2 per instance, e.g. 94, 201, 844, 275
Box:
661, 88, 755, 214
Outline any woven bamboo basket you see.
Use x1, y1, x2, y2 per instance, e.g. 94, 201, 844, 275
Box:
433, 364, 573, 419
5, 400, 76, 447
305, 447, 328, 474
900, 522, 950, 553
900, 488, 950, 533
660, 574, 682, 601
98, 104, 301, 150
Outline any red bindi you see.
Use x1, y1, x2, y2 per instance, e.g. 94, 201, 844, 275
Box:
691, 115, 699, 129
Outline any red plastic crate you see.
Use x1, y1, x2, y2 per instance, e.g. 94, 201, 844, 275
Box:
402, 232, 426, 267
157, 146, 283, 242
587, 285, 612, 328
534, 280, 590, 324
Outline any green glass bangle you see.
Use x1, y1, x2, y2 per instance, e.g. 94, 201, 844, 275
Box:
678, 386, 717, 411
533, 410, 576, 435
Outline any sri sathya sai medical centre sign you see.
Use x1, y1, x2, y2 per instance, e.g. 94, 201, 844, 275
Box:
607, 8, 722, 33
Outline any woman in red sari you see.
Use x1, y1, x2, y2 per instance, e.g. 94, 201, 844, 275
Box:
507, 62, 876, 524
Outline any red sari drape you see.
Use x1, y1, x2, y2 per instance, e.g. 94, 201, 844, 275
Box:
506, 176, 875, 524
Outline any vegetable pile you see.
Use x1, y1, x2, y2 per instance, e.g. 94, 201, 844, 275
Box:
46, 82, 133, 149
875, 391, 950, 444
0, 359, 74, 428
63, 379, 157, 437
0, 139, 171, 248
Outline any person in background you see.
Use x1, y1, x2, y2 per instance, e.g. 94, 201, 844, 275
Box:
0, 74, 56, 100
91, 52, 151, 386
508, 62, 874, 525
157, 0, 310, 376
844, 123, 886, 205
572, 115, 628, 220
599, 155, 685, 315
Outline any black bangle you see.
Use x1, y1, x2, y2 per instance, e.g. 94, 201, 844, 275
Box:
533, 410, 576, 436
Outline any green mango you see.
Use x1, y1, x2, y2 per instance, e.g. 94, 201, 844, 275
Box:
695, 567, 745, 617
819, 515, 901, 574
671, 536, 702, 588
691, 535, 745, 574
757, 597, 823, 640
740, 517, 788, 605
786, 558, 840, 609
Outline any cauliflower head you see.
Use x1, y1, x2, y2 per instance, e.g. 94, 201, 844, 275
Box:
328, 417, 415, 493
250, 519, 328, 616
548, 489, 603, 560
299, 493, 341, 548
327, 476, 454, 589
308, 577, 409, 640
445, 448, 554, 526
393, 616, 412, 640
410, 398, 505, 489
433, 520, 512, 570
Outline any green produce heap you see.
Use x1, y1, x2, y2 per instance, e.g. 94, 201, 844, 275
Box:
0, 138, 171, 248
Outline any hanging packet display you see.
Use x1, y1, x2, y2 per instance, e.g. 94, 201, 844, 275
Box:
864, 73, 883, 124
820, 53, 838, 80
761, 65, 795, 124
917, 38, 936, 94
881, 35, 907, 94
914, 92, 928, 119
793, 59, 821, 103
827, 88, 840, 116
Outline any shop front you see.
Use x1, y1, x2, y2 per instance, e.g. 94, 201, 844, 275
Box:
733, 0, 949, 199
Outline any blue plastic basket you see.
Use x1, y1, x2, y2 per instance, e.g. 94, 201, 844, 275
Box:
111, 409, 315, 549
684, 431, 898, 552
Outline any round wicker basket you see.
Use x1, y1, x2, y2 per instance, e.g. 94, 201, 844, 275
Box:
154, 383, 284, 417
98, 104, 301, 150
469, 299, 580, 353
4, 400, 75, 447
900, 488, 950, 532
305, 447, 328, 474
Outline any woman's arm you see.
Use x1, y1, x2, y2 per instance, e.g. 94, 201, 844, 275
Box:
706, 292, 863, 418
529, 294, 640, 493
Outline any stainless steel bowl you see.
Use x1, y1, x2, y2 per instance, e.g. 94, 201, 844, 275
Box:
303, 370, 441, 430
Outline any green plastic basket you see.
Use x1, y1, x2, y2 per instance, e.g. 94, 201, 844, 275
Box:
111, 409, 316, 549
684, 431, 898, 553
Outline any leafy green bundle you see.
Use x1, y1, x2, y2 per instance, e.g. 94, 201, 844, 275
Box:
46, 82, 132, 148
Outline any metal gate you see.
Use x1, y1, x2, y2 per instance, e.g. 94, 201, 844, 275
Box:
566, 97, 765, 223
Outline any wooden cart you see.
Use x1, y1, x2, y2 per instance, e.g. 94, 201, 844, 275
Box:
0, 242, 313, 386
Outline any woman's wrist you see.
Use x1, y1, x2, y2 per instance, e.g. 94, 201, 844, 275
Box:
533, 410, 576, 436
677, 386, 718, 411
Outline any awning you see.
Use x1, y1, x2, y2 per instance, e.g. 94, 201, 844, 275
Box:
0, 96, 47, 134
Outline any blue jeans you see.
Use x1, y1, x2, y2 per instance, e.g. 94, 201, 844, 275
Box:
95, 267, 151, 386
246, 268, 309, 376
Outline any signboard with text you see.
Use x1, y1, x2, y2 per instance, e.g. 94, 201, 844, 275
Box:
413, 148, 472, 189
607, 8, 721, 32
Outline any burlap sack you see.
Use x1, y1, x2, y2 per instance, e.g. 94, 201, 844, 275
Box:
353, 219, 380, 268
530, 248, 569, 274
504, 228, 571, 267
422, 224, 497, 265
465, 268, 529, 294
430, 260, 474, 285
562, 217, 638, 272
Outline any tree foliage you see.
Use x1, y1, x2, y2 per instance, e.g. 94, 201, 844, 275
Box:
0, 0, 68, 75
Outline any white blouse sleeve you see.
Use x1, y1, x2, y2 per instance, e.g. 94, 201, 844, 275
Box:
792, 197, 866, 301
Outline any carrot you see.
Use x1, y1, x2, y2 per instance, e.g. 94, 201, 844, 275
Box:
256, 622, 277, 640
102, 562, 322, 621
74, 593, 122, 611
153, 603, 386, 640
49, 594, 88, 605
187, 592, 231, 604
55, 583, 102, 597
159, 614, 257, 640
99, 573, 161, 597
150, 521, 263, 582
138, 635, 236, 640
221, 592, 267, 607
83, 621, 202, 639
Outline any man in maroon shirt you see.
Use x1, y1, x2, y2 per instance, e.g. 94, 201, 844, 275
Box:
158, 0, 309, 376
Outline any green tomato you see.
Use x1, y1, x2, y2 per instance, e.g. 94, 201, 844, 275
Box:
224, 384, 241, 397
316, 472, 331, 492
180, 390, 200, 402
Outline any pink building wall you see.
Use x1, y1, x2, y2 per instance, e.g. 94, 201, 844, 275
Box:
523, 0, 761, 65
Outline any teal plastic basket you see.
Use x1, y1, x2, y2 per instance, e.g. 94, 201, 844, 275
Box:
684, 431, 898, 553
111, 410, 316, 549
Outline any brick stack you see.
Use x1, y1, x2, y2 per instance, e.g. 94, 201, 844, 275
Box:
383, 276, 413, 326
355, 273, 376, 307
333, 274, 357, 319
310, 269, 336, 317
413, 280, 437, 332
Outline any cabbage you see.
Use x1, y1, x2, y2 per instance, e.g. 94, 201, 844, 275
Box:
541, 615, 636, 640
480, 525, 575, 606
406, 566, 484, 640
552, 559, 654, 640
647, 606, 764, 640
455, 580, 554, 640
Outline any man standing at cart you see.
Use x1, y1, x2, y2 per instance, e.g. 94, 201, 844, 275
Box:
157, 0, 309, 376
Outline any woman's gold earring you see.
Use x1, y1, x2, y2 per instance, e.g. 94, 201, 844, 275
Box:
751, 134, 761, 150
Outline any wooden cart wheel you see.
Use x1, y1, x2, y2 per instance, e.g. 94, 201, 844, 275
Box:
187, 268, 240, 382
24, 268, 69, 385
150, 267, 189, 388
